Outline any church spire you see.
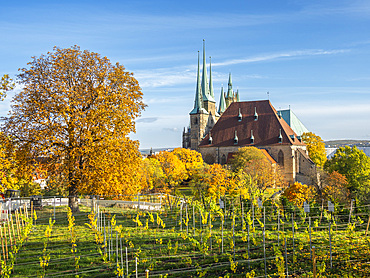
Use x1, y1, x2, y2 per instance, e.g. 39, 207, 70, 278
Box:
190, 51, 203, 114
201, 40, 211, 102
227, 72, 233, 98
218, 87, 226, 114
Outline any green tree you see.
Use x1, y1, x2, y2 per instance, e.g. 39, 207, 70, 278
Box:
3, 46, 146, 211
302, 132, 327, 168
324, 146, 370, 204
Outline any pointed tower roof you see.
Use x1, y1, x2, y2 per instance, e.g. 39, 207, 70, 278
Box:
190, 51, 207, 115
227, 73, 233, 98
236, 89, 240, 102
208, 56, 215, 102
201, 40, 212, 102
218, 87, 226, 114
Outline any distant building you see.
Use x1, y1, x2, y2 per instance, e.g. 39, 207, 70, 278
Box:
182, 41, 315, 184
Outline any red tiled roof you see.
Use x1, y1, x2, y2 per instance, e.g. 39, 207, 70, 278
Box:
200, 100, 305, 148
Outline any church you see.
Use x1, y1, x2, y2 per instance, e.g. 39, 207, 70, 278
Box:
182, 42, 315, 184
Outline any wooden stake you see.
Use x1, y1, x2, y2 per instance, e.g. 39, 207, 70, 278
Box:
3, 223, 8, 260
10, 215, 16, 244
19, 209, 24, 230
24, 204, 28, 219
31, 200, 33, 220
15, 211, 21, 241
7, 219, 12, 248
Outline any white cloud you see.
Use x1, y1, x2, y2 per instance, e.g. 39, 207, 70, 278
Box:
212, 49, 349, 67
134, 49, 349, 89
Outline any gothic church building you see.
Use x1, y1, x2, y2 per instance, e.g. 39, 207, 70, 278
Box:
182, 42, 315, 184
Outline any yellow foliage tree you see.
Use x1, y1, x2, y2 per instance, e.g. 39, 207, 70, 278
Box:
2, 46, 146, 211
142, 158, 166, 193
172, 148, 203, 178
302, 132, 327, 168
154, 151, 187, 194
0, 134, 42, 196
190, 163, 232, 202
282, 182, 313, 207
0, 74, 15, 100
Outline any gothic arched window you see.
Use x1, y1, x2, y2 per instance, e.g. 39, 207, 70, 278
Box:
278, 150, 284, 167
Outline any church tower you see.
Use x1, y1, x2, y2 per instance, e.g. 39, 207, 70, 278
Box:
182, 41, 240, 150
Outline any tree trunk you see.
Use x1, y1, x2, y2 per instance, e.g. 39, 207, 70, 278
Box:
68, 194, 80, 213
69, 176, 80, 213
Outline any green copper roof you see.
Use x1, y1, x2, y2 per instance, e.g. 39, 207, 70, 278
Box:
236, 89, 240, 102
190, 51, 203, 115
227, 73, 233, 98
278, 109, 309, 136
218, 87, 226, 114
201, 40, 212, 102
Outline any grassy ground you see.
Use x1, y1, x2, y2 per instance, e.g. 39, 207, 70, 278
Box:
4, 203, 370, 277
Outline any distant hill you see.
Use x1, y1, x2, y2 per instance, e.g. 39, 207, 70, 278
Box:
325, 140, 370, 148
325, 140, 370, 158
140, 147, 176, 156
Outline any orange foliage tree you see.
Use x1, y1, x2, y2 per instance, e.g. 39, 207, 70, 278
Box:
321, 171, 350, 204
282, 182, 313, 207
2, 46, 146, 211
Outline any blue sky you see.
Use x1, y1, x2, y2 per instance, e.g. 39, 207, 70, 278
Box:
1, 0, 370, 149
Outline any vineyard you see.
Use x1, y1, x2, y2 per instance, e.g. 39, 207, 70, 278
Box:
1, 196, 370, 277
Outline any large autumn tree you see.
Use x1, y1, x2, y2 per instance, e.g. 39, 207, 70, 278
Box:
2, 46, 146, 211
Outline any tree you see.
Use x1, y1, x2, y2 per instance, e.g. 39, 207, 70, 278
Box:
228, 147, 286, 196
190, 163, 232, 202
282, 182, 313, 207
302, 132, 327, 168
2, 46, 146, 211
324, 146, 370, 204
142, 158, 166, 193
172, 148, 203, 178
0, 74, 15, 100
321, 171, 350, 205
228, 146, 266, 173
154, 151, 187, 194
